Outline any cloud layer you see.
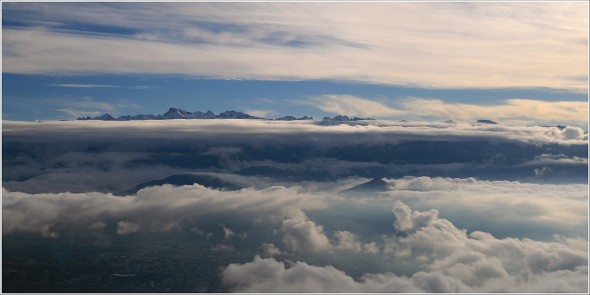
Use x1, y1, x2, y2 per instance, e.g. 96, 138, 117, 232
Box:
3, 119, 587, 196
307, 94, 588, 127
2, 119, 587, 292
3, 175, 587, 292
222, 201, 587, 293
3, 2, 588, 90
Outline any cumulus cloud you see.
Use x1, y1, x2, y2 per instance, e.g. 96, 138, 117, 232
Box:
333, 230, 379, 254
260, 243, 284, 257
333, 231, 362, 252
3, 120, 587, 239
223, 256, 363, 293
222, 201, 588, 293
391, 200, 438, 233
223, 255, 587, 292
1, 185, 326, 236
373, 176, 589, 239
2, 178, 587, 292
221, 224, 247, 239
282, 210, 331, 252
386, 202, 588, 283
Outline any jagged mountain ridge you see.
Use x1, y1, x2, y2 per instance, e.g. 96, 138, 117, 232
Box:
76, 108, 374, 121
77, 108, 263, 121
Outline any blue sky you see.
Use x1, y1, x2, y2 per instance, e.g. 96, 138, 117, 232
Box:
2, 2, 589, 126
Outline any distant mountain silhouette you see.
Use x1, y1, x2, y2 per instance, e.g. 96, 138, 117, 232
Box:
342, 178, 390, 194
75, 108, 379, 122
77, 108, 261, 121
274, 115, 314, 121
476, 119, 498, 124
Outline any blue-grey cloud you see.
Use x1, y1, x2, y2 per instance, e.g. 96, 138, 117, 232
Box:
3, 120, 586, 196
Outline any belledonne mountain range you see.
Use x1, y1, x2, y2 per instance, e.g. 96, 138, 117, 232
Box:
76, 107, 373, 122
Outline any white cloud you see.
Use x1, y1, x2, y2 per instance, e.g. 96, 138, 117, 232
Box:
374, 176, 588, 238
56, 97, 116, 119
116, 220, 141, 235
333, 231, 362, 252
303, 94, 588, 127
222, 201, 588, 293
57, 109, 103, 118
333, 230, 379, 254
400, 98, 589, 127
260, 243, 284, 257
305, 95, 402, 117
1, 184, 327, 236
386, 201, 588, 279
244, 109, 277, 118
522, 154, 588, 166
223, 255, 364, 292
222, 224, 247, 239
50, 84, 120, 88
282, 210, 331, 252
222, 255, 587, 292
392, 200, 438, 233
2, 177, 588, 292
3, 2, 588, 90
3, 117, 586, 145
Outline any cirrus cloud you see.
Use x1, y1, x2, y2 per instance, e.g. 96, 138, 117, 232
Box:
3, 2, 588, 90
305, 94, 588, 127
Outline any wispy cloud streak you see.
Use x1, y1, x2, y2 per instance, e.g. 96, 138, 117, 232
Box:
3, 2, 588, 90
306, 95, 588, 127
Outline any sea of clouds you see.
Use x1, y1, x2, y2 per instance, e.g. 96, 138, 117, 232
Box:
2, 119, 588, 292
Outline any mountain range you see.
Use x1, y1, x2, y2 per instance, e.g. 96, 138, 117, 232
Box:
75, 108, 517, 126
77, 108, 262, 121
76, 108, 372, 122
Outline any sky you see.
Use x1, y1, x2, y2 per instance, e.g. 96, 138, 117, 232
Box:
2, 2, 589, 127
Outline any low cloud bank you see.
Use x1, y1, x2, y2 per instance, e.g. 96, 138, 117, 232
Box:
3, 120, 587, 195
223, 201, 588, 293
3, 180, 587, 292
